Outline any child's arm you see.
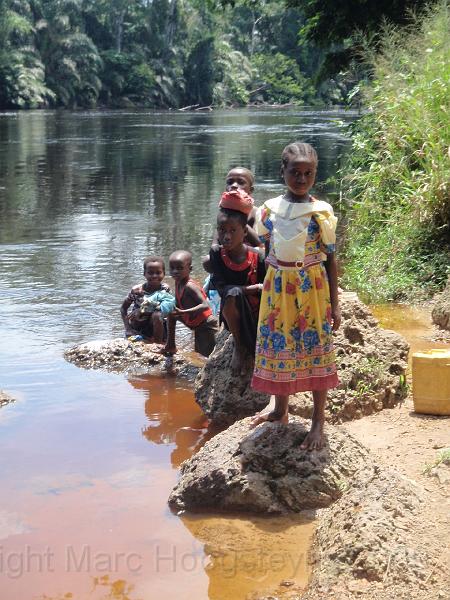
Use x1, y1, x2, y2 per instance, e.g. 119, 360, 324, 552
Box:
243, 248, 266, 295
242, 283, 263, 295
120, 294, 135, 336
209, 246, 227, 297
173, 283, 209, 316
245, 225, 262, 247
324, 253, 341, 330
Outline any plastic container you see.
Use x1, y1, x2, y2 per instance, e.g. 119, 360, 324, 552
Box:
412, 349, 450, 415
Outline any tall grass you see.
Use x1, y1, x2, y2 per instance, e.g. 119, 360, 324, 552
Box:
340, 1, 450, 302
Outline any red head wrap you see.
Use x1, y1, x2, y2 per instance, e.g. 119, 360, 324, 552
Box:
219, 189, 254, 216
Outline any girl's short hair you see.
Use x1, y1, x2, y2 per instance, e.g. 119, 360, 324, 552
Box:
281, 142, 318, 168
143, 256, 165, 272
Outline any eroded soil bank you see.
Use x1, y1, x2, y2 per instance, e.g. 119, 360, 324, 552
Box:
299, 303, 449, 600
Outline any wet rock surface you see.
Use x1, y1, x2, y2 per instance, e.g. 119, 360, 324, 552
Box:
194, 328, 270, 426
431, 277, 450, 331
0, 390, 15, 408
289, 293, 409, 423
64, 338, 202, 380
169, 416, 373, 514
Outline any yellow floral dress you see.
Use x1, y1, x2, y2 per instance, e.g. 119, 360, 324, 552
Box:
251, 195, 339, 394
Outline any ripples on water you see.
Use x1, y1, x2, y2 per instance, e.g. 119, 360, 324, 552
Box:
0, 108, 353, 599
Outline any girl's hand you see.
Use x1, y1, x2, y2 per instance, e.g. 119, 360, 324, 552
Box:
172, 307, 186, 316
331, 306, 341, 331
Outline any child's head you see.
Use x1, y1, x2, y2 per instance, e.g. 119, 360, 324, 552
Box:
217, 208, 247, 252
143, 256, 165, 290
281, 142, 318, 199
168, 250, 192, 283
225, 167, 254, 195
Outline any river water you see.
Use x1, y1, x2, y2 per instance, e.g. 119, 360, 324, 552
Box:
0, 108, 356, 600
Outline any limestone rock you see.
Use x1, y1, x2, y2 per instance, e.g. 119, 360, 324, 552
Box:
432, 277, 450, 331
169, 415, 373, 514
289, 293, 409, 423
64, 338, 202, 380
194, 329, 270, 426
302, 467, 433, 600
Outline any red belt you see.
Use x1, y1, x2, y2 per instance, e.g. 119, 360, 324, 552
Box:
266, 257, 303, 268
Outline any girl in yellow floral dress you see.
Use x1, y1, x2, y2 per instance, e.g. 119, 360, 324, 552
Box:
251, 142, 341, 450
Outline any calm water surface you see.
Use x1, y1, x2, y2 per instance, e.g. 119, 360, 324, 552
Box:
0, 108, 355, 600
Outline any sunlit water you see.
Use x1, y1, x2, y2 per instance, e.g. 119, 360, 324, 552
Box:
370, 304, 450, 370
0, 108, 356, 600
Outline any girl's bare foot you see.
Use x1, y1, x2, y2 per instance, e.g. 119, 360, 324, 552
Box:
250, 409, 289, 428
300, 420, 324, 451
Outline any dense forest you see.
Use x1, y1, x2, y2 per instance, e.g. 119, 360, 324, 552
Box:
1, 0, 447, 302
0, 0, 429, 109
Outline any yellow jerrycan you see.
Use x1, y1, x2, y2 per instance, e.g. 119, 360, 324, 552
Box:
412, 349, 450, 415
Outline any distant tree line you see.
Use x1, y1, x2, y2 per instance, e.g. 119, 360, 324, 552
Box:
0, 0, 428, 109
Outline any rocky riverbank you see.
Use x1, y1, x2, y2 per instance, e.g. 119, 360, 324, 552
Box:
169, 404, 449, 600
64, 338, 202, 380
195, 293, 409, 426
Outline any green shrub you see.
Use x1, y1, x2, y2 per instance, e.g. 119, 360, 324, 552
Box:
340, 1, 450, 302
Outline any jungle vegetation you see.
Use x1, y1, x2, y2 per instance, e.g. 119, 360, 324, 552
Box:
0, 0, 430, 109
339, 1, 450, 301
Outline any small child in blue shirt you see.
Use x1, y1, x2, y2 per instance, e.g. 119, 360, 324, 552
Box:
120, 256, 175, 342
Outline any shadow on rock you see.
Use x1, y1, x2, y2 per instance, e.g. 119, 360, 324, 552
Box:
194, 329, 270, 427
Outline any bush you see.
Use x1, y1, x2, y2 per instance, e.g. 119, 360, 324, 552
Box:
340, 1, 450, 302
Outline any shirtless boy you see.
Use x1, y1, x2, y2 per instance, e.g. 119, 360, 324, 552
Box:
164, 251, 219, 358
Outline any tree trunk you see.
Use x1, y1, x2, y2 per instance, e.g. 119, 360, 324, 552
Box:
116, 9, 125, 53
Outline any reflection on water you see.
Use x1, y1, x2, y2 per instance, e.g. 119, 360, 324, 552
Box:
131, 375, 213, 467
0, 108, 353, 599
181, 514, 315, 600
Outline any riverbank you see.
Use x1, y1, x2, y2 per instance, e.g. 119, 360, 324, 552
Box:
300, 302, 449, 600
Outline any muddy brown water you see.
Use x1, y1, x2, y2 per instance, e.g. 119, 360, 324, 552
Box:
371, 304, 449, 369
0, 108, 358, 599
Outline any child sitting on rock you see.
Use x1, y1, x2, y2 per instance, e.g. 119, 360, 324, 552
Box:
209, 189, 266, 375
120, 256, 175, 343
163, 250, 219, 358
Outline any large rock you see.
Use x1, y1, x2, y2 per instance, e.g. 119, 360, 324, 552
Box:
432, 277, 450, 331
64, 338, 202, 380
289, 293, 409, 423
302, 467, 434, 600
194, 328, 270, 426
168, 415, 373, 514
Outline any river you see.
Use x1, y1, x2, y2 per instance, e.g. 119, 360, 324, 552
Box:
0, 108, 356, 600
